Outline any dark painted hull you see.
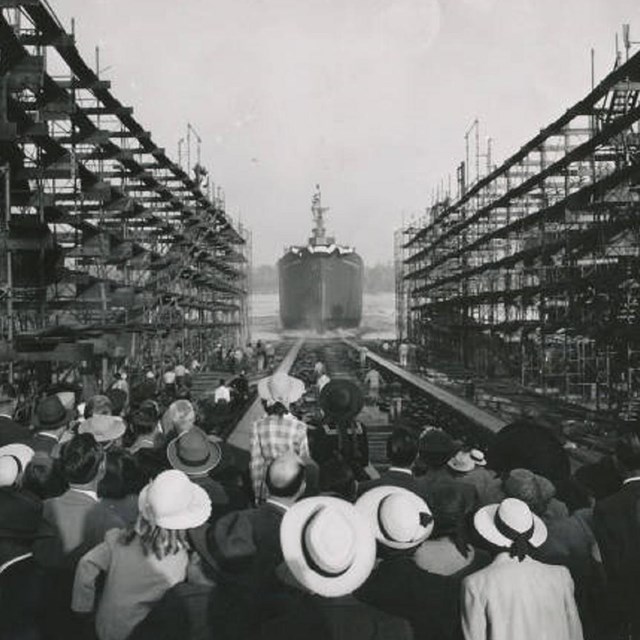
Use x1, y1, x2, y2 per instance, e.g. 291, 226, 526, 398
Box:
278, 249, 363, 330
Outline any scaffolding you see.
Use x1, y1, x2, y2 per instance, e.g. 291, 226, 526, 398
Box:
0, 2, 249, 386
403, 42, 640, 416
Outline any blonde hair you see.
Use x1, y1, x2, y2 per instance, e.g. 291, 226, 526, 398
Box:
120, 515, 189, 560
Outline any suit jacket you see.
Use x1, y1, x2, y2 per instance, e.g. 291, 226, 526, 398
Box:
415, 468, 479, 511
357, 468, 430, 503
0, 415, 31, 446
36, 489, 125, 569
461, 554, 583, 640
356, 555, 461, 640
593, 479, 640, 620
30, 432, 60, 456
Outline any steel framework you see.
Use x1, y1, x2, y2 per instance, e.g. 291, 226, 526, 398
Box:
403, 47, 640, 417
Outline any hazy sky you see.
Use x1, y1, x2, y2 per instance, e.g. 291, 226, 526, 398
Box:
52, 0, 639, 266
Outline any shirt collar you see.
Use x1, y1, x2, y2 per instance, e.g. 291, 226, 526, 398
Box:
0, 552, 33, 576
69, 488, 98, 502
37, 431, 59, 441
389, 467, 413, 475
623, 476, 640, 485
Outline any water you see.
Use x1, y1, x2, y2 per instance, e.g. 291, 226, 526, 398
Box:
249, 292, 396, 341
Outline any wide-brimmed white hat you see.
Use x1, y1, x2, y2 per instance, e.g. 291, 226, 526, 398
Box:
447, 450, 475, 474
470, 449, 486, 466
356, 486, 433, 550
258, 372, 305, 408
163, 371, 176, 385
280, 496, 376, 597
138, 469, 211, 530
474, 497, 547, 552
79, 414, 126, 443
0, 443, 35, 473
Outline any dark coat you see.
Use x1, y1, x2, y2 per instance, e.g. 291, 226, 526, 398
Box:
593, 479, 640, 622
357, 469, 430, 504
356, 556, 462, 640
0, 415, 31, 446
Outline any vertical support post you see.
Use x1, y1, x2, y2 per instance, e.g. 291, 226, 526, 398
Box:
4, 165, 13, 382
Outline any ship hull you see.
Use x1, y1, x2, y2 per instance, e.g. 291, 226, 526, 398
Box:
278, 250, 363, 330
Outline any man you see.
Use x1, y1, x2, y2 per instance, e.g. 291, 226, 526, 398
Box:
0, 382, 29, 446
593, 432, 640, 636
188, 454, 307, 640
214, 379, 231, 405
364, 367, 382, 404
30, 395, 74, 456
35, 433, 124, 568
358, 428, 429, 502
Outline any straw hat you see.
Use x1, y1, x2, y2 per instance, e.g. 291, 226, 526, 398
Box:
258, 372, 305, 408
280, 496, 376, 597
79, 415, 126, 443
319, 380, 364, 420
0, 443, 35, 472
474, 497, 547, 552
163, 371, 176, 385
447, 450, 475, 473
165, 400, 196, 431
356, 486, 433, 550
167, 427, 222, 476
138, 469, 211, 530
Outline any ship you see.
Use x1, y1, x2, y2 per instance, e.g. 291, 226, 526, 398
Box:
278, 186, 363, 331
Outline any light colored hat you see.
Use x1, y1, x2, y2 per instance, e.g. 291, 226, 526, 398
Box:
0, 443, 34, 473
55, 391, 76, 411
356, 486, 433, 550
470, 449, 486, 466
0, 456, 20, 487
474, 497, 547, 551
167, 427, 222, 476
280, 496, 376, 597
258, 372, 305, 408
175, 365, 187, 377
146, 371, 156, 380
163, 371, 176, 385
138, 469, 211, 530
447, 450, 475, 474
79, 414, 126, 443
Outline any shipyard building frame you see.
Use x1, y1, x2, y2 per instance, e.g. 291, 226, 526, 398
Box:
402, 48, 640, 418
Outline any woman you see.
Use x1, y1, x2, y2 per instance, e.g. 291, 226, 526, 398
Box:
72, 470, 211, 640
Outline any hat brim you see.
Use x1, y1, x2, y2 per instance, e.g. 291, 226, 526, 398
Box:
166, 436, 222, 475
189, 523, 222, 575
355, 486, 433, 550
32, 407, 74, 431
0, 444, 35, 470
258, 375, 305, 407
474, 503, 547, 549
139, 481, 211, 530
319, 380, 364, 420
280, 496, 376, 598
78, 417, 127, 443
447, 458, 475, 473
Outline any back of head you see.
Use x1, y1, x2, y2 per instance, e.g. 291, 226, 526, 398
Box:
319, 456, 356, 501
60, 433, 104, 485
167, 399, 196, 434
85, 395, 112, 419
387, 428, 418, 468
266, 453, 305, 498
99, 449, 145, 499
106, 388, 128, 416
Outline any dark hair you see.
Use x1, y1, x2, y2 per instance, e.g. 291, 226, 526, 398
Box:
219, 379, 225, 386
98, 449, 145, 499
616, 432, 640, 475
387, 429, 418, 467
22, 455, 67, 499
429, 484, 475, 557
60, 433, 104, 485
106, 389, 128, 416
265, 460, 305, 498
319, 456, 356, 501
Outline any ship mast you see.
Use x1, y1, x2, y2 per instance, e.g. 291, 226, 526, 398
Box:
310, 184, 330, 246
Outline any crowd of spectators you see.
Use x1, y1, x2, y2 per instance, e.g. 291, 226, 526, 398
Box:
0, 355, 639, 640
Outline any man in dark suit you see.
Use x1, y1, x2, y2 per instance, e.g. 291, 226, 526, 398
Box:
188, 453, 307, 640
357, 428, 429, 501
0, 383, 30, 446
593, 432, 640, 636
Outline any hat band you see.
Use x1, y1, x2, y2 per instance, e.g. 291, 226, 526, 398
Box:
377, 508, 432, 543
301, 517, 350, 579
178, 449, 211, 467
494, 511, 534, 561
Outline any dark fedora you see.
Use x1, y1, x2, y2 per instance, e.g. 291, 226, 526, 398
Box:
32, 395, 73, 432
319, 379, 364, 420
0, 488, 53, 539
167, 427, 222, 476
